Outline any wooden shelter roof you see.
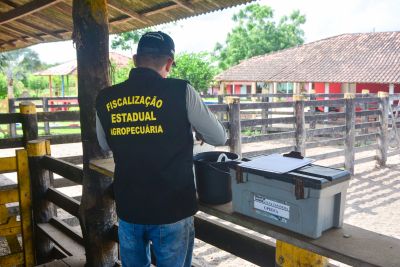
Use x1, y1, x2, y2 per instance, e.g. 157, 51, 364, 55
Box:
0, 0, 252, 52
216, 32, 400, 84
34, 52, 131, 76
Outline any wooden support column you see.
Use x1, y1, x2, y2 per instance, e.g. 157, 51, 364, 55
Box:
324, 83, 329, 113
389, 84, 394, 105
361, 90, 369, 138
344, 93, 355, 175
42, 97, 50, 135
16, 149, 35, 266
72, 1, 117, 266
27, 140, 56, 264
8, 98, 16, 137
293, 95, 306, 156
309, 90, 316, 130
20, 102, 38, 147
261, 95, 269, 133
219, 82, 225, 95
276, 240, 328, 267
227, 97, 241, 157
377, 91, 389, 167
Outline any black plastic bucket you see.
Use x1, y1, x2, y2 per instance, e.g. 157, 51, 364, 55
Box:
193, 151, 239, 204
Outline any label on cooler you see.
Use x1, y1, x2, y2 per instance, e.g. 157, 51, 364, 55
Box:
254, 194, 290, 222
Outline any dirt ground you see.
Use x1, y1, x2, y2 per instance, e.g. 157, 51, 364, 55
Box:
1, 141, 400, 266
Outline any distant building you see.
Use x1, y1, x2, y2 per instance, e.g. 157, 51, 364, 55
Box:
215, 32, 400, 96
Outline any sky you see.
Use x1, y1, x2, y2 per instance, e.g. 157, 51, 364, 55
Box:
31, 0, 400, 64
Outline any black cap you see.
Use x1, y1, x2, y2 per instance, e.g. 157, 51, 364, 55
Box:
137, 31, 175, 59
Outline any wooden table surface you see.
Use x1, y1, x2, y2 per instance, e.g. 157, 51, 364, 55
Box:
90, 158, 400, 267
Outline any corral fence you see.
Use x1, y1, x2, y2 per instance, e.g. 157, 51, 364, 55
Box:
1, 93, 400, 265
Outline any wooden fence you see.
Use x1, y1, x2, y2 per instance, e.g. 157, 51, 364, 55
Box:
1, 93, 400, 265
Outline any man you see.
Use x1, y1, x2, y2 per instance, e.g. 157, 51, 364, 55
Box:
95, 31, 227, 267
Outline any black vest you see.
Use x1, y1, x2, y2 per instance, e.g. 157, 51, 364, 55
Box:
96, 68, 197, 224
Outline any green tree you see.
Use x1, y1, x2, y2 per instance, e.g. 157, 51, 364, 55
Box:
170, 52, 217, 93
214, 4, 306, 70
0, 48, 44, 98
111, 29, 153, 52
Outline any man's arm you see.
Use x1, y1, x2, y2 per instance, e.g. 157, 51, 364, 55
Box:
96, 113, 111, 151
186, 84, 227, 146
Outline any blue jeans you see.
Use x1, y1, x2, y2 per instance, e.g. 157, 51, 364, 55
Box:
118, 216, 195, 267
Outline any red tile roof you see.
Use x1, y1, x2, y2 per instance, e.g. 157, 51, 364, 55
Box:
216, 32, 400, 84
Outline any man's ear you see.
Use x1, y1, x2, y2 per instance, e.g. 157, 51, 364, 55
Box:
165, 57, 174, 73
133, 54, 137, 67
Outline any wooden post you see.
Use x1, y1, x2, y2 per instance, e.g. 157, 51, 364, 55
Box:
20, 102, 38, 147
227, 97, 242, 157
217, 95, 224, 122
344, 93, 355, 175
309, 90, 316, 130
27, 140, 56, 264
324, 83, 329, 113
293, 95, 306, 156
377, 91, 389, 167
42, 97, 50, 135
16, 149, 35, 266
261, 96, 269, 133
276, 240, 328, 267
72, 0, 118, 266
361, 90, 369, 138
8, 98, 16, 137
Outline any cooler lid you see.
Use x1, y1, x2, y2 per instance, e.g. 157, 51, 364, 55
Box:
235, 155, 351, 189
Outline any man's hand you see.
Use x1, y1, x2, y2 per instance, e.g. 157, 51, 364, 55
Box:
194, 129, 204, 145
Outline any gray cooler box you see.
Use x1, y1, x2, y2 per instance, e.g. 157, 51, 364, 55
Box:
229, 156, 351, 238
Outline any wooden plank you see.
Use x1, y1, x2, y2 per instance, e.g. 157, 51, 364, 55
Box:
54, 178, 78, 188
0, 252, 24, 266
57, 155, 83, 165
16, 149, 35, 266
199, 203, 400, 267
37, 111, 80, 122
307, 126, 346, 136
16, 19, 63, 39
208, 104, 228, 113
36, 222, 85, 257
0, 156, 16, 173
228, 97, 241, 156
306, 138, 344, 148
305, 112, 345, 122
0, 137, 23, 149
356, 132, 379, 142
194, 213, 276, 266
0, 0, 62, 25
49, 217, 84, 245
241, 116, 296, 127
40, 155, 83, 184
44, 134, 81, 144
0, 113, 21, 124
107, 0, 150, 23
172, 0, 195, 12
46, 187, 80, 217
304, 99, 345, 107
240, 102, 294, 109
242, 131, 295, 144
0, 188, 19, 204
1, 23, 44, 41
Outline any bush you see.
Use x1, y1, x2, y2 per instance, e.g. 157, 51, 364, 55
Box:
0, 73, 7, 99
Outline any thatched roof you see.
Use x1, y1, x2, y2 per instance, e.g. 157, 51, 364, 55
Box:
0, 0, 252, 52
34, 52, 131, 76
216, 32, 400, 84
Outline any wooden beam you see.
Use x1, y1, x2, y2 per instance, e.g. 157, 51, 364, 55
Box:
107, 1, 151, 24
2, 23, 44, 41
0, 0, 62, 25
16, 19, 63, 39
0, 28, 30, 43
0, 38, 15, 47
172, 0, 195, 13
142, 2, 178, 16
1, 0, 73, 31
0, 0, 18, 8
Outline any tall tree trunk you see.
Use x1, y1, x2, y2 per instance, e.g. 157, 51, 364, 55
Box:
72, 1, 117, 266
